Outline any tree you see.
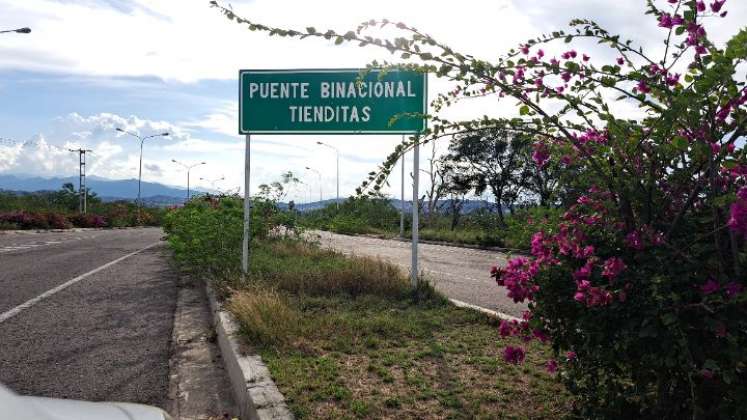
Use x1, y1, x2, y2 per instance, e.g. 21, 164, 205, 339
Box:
445, 128, 530, 225
419, 142, 450, 227
439, 160, 473, 230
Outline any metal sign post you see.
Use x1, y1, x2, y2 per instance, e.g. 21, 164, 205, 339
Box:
400, 135, 405, 238
242, 134, 251, 276
411, 136, 420, 287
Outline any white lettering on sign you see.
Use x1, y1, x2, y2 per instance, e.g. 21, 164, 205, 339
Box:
316, 81, 416, 99
248, 82, 311, 99
249, 78, 418, 126
288, 105, 372, 123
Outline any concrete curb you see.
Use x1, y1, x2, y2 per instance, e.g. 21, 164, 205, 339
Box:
204, 282, 294, 420
449, 298, 521, 322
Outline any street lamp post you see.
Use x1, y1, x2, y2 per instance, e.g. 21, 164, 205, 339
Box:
316, 141, 340, 209
200, 176, 225, 194
0, 27, 31, 34
172, 159, 206, 202
116, 128, 169, 219
305, 166, 322, 202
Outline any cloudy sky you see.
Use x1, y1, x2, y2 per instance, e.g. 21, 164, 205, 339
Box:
0, 0, 744, 201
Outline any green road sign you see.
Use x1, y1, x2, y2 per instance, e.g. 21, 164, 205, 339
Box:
239, 69, 427, 134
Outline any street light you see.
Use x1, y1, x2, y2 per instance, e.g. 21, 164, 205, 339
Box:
316, 141, 340, 209
172, 159, 206, 202
200, 175, 225, 194
0, 27, 31, 34
305, 166, 322, 202
116, 128, 169, 219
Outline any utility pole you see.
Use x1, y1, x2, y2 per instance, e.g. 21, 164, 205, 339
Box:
69, 148, 93, 214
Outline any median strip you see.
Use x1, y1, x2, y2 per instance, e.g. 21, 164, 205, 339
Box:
0, 241, 161, 324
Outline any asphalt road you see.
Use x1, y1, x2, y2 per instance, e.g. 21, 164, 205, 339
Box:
313, 231, 528, 317
0, 228, 176, 408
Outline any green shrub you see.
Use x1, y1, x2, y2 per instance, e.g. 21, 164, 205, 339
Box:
500, 207, 562, 249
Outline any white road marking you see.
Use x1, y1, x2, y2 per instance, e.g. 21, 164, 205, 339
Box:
0, 241, 161, 324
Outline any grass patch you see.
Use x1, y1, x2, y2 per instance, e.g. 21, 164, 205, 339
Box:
418, 228, 504, 248
229, 238, 570, 419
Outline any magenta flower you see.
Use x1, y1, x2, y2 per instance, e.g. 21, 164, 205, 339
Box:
724, 282, 744, 299
700, 279, 720, 295
503, 346, 526, 364
659, 14, 674, 28
728, 188, 747, 237
710, 0, 725, 13
636, 80, 651, 94
566, 351, 577, 361
582, 54, 590, 62
546, 359, 558, 373
697, 1, 706, 11
701, 369, 715, 380
602, 257, 626, 280
532, 143, 550, 168
499, 320, 514, 337
671, 14, 684, 26
625, 231, 644, 250
617, 57, 625, 65
520, 44, 530, 55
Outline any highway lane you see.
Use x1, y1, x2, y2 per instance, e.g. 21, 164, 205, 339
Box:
313, 231, 528, 317
0, 228, 163, 313
0, 227, 177, 408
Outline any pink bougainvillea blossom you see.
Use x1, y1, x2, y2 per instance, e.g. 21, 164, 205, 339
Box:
710, 0, 726, 13
503, 346, 526, 364
546, 359, 558, 373
602, 257, 626, 280
724, 282, 744, 299
700, 279, 720, 295
532, 143, 551, 168
728, 188, 747, 237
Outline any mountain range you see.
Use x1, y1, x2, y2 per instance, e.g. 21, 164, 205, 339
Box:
0, 174, 498, 212
0, 174, 201, 206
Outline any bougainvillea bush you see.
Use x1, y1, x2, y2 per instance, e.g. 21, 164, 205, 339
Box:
214, 0, 745, 417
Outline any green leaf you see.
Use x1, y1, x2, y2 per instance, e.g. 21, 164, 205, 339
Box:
672, 136, 688, 151
519, 105, 530, 116
335, 36, 344, 45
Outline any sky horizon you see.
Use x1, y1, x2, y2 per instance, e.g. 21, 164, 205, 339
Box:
1, 0, 745, 202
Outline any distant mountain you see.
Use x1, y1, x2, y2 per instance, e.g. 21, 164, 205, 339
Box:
0, 174, 204, 206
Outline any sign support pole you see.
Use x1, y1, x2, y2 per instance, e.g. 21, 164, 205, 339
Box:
411, 136, 420, 287
400, 135, 405, 238
242, 134, 252, 277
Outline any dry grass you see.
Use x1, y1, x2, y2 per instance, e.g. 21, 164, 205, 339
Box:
227, 286, 301, 346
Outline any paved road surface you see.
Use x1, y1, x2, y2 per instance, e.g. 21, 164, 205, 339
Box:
0, 228, 176, 408
313, 231, 527, 317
